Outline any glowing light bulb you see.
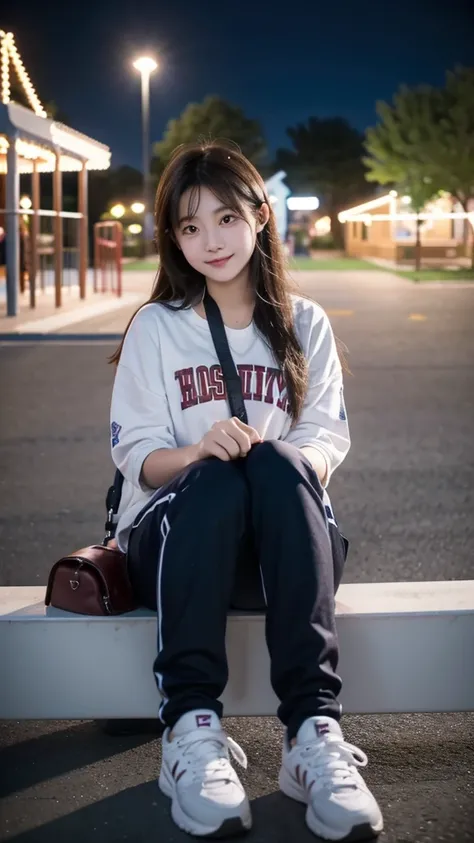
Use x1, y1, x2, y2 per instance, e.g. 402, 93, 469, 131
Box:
110, 204, 126, 219
133, 56, 158, 74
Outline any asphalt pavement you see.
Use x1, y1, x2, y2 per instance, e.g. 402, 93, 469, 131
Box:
0, 270, 473, 842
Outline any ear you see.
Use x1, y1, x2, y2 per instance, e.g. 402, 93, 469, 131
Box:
256, 202, 270, 233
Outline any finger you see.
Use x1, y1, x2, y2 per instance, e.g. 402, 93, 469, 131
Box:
214, 430, 241, 459
231, 417, 262, 444
224, 419, 252, 454
210, 423, 240, 453
238, 431, 252, 454
248, 428, 262, 444
206, 440, 231, 461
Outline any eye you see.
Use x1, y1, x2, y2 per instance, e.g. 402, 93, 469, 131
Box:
220, 214, 236, 225
182, 224, 198, 235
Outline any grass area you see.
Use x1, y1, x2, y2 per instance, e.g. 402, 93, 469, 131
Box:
123, 257, 377, 273
122, 257, 474, 281
395, 268, 474, 282
123, 260, 159, 272
290, 257, 377, 271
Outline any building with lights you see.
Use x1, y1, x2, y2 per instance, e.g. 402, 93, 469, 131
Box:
0, 30, 111, 316
339, 192, 474, 265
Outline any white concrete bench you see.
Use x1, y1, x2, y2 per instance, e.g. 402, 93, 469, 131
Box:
1, 582, 473, 720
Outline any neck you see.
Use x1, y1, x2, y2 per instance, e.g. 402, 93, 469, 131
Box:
205, 267, 254, 310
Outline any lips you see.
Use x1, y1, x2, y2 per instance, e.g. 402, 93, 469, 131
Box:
205, 255, 233, 267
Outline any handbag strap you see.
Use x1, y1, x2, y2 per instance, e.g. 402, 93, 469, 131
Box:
203, 289, 248, 425
104, 292, 248, 539
103, 469, 124, 545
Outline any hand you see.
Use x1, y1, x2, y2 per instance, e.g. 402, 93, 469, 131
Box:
106, 538, 119, 549
197, 417, 262, 462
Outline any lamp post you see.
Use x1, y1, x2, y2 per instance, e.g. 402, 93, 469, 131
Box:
132, 56, 158, 256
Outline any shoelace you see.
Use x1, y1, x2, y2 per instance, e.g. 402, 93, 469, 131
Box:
175, 728, 248, 783
295, 735, 368, 790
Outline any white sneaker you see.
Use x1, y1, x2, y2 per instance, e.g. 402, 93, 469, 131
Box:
159, 709, 252, 838
279, 716, 384, 841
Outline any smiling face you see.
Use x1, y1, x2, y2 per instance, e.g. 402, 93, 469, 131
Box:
174, 186, 269, 285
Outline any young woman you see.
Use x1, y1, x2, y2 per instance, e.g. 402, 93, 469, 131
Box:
109, 141, 384, 842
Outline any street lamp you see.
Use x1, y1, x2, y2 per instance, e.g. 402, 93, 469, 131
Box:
110, 204, 126, 219
133, 56, 158, 254
287, 197, 320, 211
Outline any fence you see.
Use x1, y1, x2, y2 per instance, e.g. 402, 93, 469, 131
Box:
1, 208, 84, 310
93, 221, 123, 297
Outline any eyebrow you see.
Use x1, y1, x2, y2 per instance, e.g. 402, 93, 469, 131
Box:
178, 204, 233, 226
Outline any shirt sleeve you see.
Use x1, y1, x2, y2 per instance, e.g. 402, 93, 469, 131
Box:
109, 307, 177, 490
283, 304, 350, 486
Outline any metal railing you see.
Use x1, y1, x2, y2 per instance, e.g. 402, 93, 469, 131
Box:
93, 221, 123, 297
1, 208, 84, 309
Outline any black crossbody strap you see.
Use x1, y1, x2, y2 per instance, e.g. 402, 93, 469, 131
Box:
203, 289, 248, 425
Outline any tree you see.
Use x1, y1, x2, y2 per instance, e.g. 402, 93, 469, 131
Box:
364, 68, 474, 268
364, 87, 439, 270
105, 165, 144, 203
88, 165, 144, 254
88, 165, 143, 216
151, 96, 267, 180
275, 118, 372, 248
428, 67, 474, 266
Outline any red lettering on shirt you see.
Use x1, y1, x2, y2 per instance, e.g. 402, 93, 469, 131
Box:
237, 364, 254, 400
174, 364, 288, 414
209, 364, 226, 400
264, 367, 279, 405
175, 368, 198, 410
196, 365, 212, 404
276, 371, 288, 412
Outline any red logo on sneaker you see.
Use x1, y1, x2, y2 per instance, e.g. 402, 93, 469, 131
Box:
171, 761, 186, 782
195, 714, 212, 728
315, 722, 330, 737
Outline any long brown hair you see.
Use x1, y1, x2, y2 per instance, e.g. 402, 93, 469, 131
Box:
111, 140, 311, 420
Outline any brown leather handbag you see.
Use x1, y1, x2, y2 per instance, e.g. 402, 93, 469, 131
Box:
45, 471, 138, 615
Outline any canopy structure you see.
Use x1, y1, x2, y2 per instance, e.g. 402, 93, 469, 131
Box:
0, 29, 111, 316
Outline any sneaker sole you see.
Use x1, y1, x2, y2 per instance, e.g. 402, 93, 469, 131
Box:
279, 768, 383, 842
307, 817, 383, 843
159, 770, 252, 838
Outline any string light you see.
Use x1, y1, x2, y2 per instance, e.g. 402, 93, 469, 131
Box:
0, 30, 47, 117
339, 194, 395, 222
0, 30, 111, 172
16, 138, 55, 162
344, 212, 474, 223
1, 33, 9, 104
51, 124, 109, 166
339, 194, 474, 228
0, 136, 109, 172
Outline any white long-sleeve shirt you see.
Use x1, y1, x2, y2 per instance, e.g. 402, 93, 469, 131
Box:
110, 295, 350, 550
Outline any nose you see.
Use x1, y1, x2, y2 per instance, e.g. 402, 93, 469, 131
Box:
204, 226, 225, 252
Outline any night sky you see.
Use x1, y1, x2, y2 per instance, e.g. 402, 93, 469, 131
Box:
4, 0, 473, 171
